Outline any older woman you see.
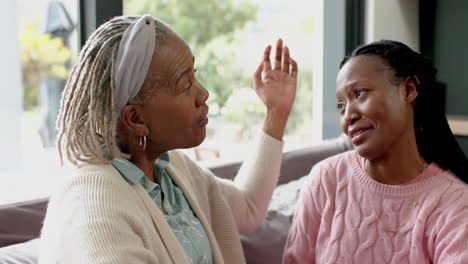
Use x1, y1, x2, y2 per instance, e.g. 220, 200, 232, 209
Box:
39, 15, 298, 263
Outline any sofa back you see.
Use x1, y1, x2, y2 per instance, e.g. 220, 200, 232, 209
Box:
210, 133, 352, 185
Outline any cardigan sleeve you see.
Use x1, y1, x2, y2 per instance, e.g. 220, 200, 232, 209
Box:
173, 131, 283, 234
220, 131, 284, 233
206, 131, 284, 233
41, 171, 162, 264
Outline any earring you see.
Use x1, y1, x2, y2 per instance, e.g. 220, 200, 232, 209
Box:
139, 136, 147, 152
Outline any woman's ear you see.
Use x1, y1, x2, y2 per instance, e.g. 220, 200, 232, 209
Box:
119, 105, 149, 136
401, 77, 419, 104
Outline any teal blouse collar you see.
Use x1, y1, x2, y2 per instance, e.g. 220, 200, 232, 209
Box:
111, 152, 169, 185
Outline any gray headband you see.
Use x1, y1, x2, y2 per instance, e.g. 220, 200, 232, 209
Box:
114, 15, 156, 114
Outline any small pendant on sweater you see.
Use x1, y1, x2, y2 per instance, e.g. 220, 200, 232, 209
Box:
383, 226, 400, 232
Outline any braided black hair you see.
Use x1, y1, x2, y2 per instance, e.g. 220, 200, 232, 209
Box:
340, 40, 468, 183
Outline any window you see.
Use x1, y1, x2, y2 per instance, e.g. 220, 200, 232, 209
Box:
123, 0, 321, 163
0, 0, 78, 205
0, 0, 350, 204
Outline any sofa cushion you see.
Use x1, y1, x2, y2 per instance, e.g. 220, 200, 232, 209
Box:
241, 173, 308, 264
0, 198, 48, 247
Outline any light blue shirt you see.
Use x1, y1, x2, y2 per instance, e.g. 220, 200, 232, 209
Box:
112, 153, 213, 264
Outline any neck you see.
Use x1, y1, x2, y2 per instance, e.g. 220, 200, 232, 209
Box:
130, 151, 162, 183
365, 132, 427, 185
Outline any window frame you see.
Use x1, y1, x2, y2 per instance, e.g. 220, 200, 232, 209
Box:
78, 0, 122, 48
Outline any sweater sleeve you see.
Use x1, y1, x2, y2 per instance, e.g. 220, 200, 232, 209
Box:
46, 172, 161, 264
283, 162, 328, 264
432, 187, 468, 264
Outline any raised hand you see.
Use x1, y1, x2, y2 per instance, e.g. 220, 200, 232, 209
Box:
254, 38, 298, 140
254, 38, 298, 116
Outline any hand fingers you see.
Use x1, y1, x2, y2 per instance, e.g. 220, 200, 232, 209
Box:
290, 58, 298, 78
263, 44, 272, 71
283, 46, 290, 74
274, 38, 283, 70
254, 61, 264, 88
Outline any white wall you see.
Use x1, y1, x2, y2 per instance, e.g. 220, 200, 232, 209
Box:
365, 0, 420, 51
0, 0, 23, 169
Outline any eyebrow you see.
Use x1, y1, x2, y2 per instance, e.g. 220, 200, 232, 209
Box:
175, 56, 195, 86
336, 80, 359, 98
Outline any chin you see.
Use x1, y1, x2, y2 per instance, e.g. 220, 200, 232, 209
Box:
195, 134, 206, 146
355, 144, 387, 161
355, 147, 372, 159
185, 133, 206, 149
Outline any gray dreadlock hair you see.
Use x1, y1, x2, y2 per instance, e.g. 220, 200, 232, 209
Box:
56, 15, 171, 166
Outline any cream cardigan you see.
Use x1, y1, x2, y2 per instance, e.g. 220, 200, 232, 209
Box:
39, 132, 283, 264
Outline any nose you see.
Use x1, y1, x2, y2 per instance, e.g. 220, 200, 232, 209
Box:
195, 82, 209, 107
342, 103, 360, 126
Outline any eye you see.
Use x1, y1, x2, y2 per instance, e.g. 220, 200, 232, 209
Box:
184, 82, 192, 93
355, 89, 364, 98
336, 101, 345, 110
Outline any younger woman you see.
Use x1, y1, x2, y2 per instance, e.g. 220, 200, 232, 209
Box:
283, 40, 468, 263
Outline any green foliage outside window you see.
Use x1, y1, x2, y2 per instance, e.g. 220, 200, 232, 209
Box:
125, 0, 314, 140
124, 0, 258, 48
125, 0, 257, 111
20, 20, 72, 110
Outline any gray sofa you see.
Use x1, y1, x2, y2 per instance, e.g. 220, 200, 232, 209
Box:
0, 135, 352, 263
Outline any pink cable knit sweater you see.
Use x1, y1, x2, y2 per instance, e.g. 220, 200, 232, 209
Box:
283, 151, 468, 263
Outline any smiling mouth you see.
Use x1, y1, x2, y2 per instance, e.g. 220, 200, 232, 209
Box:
352, 129, 368, 138
349, 127, 372, 144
